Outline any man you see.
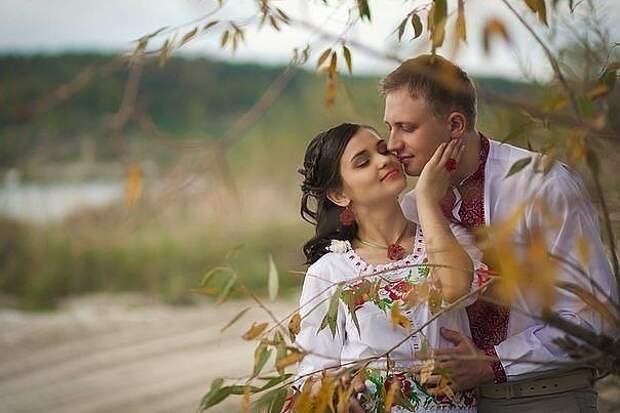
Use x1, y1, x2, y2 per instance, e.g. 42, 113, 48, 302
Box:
382, 54, 618, 411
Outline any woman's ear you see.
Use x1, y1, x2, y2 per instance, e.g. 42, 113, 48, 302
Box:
326, 190, 350, 208
447, 112, 466, 139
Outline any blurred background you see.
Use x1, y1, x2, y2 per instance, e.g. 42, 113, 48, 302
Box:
1, 1, 619, 412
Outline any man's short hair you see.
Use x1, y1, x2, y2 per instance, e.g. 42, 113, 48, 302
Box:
380, 54, 477, 130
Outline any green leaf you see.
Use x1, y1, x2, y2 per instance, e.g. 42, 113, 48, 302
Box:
411, 13, 423, 39
319, 285, 342, 337
201, 266, 231, 287
203, 20, 219, 31
181, 26, 198, 46
505, 157, 532, 178
342, 45, 353, 74
217, 273, 237, 304
268, 388, 288, 413
398, 18, 407, 42
268, 254, 279, 301
253, 341, 272, 377
250, 387, 289, 413
274, 331, 287, 375
220, 306, 252, 333
356, 0, 371, 21
258, 374, 293, 391
220, 30, 229, 48
200, 378, 228, 409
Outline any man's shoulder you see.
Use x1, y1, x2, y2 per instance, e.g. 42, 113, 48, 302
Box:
487, 139, 589, 207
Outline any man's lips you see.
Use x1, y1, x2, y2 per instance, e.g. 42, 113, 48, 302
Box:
381, 169, 400, 181
397, 155, 414, 163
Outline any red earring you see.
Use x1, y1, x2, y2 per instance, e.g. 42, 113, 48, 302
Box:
339, 205, 355, 226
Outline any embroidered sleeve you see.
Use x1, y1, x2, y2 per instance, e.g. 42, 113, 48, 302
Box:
482, 346, 507, 383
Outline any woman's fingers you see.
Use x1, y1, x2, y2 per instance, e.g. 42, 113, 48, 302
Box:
428, 142, 447, 166
439, 138, 460, 166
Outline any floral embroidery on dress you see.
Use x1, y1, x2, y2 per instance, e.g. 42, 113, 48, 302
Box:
359, 368, 477, 412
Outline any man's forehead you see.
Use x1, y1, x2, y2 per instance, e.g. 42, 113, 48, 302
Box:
384, 91, 426, 121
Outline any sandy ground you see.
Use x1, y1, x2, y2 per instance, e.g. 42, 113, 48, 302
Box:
0, 294, 297, 413
1, 294, 618, 413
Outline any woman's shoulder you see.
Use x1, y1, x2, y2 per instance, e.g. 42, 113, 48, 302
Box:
306, 241, 356, 281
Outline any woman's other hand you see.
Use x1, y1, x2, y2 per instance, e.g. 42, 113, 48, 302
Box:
416, 138, 464, 205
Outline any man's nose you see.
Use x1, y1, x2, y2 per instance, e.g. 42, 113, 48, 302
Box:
386, 131, 401, 152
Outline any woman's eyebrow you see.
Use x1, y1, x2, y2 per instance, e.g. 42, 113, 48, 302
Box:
349, 149, 368, 163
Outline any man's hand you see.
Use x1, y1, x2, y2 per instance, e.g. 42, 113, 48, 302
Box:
417, 327, 495, 392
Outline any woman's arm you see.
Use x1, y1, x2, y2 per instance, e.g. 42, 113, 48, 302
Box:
415, 139, 473, 303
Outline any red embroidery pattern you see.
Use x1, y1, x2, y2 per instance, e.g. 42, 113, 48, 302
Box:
442, 134, 510, 383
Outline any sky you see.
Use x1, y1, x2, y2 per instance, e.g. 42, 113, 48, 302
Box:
1, 0, 619, 80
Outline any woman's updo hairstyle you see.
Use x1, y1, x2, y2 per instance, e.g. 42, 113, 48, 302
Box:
299, 123, 377, 265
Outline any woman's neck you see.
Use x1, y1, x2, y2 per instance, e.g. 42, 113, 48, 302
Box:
354, 200, 410, 245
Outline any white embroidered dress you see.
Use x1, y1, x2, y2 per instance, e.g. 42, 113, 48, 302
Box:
295, 224, 488, 412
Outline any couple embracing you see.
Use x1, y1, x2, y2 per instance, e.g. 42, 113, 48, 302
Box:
293, 55, 617, 412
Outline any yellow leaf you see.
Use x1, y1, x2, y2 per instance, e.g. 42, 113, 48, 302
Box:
124, 163, 143, 208
275, 350, 306, 370
328, 51, 338, 79
576, 234, 590, 267
315, 375, 335, 413
242, 322, 268, 341
482, 18, 511, 54
342, 45, 352, 74
336, 384, 353, 413
316, 48, 332, 69
288, 312, 301, 339
390, 302, 412, 330
325, 77, 337, 108
189, 286, 220, 296
437, 375, 456, 401
384, 378, 400, 412
293, 378, 314, 413
585, 83, 610, 100
526, 227, 558, 307
419, 359, 435, 385
241, 384, 251, 413
567, 133, 587, 165
456, 0, 466, 42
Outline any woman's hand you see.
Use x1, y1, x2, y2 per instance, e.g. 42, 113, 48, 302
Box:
416, 139, 464, 205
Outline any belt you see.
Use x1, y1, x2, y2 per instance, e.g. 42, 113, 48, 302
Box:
479, 368, 595, 399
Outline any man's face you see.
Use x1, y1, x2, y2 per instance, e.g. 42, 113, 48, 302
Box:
384, 87, 451, 176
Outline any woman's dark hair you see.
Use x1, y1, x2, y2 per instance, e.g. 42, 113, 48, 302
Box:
299, 123, 378, 265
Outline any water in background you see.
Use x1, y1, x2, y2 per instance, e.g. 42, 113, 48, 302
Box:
0, 170, 123, 222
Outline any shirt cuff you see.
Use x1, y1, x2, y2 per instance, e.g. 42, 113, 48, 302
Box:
483, 346, 507, 383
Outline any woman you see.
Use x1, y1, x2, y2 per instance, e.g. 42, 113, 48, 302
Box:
294, 123, 487, 412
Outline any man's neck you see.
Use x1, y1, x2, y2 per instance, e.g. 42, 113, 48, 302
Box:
451, 129, 482, 186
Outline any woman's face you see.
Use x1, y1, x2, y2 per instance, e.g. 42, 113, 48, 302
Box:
337, 127, 406, 207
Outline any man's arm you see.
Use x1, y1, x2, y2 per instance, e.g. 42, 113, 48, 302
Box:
493, 166, 618, 378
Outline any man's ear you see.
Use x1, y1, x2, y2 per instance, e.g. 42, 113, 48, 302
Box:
326, 190, 350, 208
447, 112, 466, 139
